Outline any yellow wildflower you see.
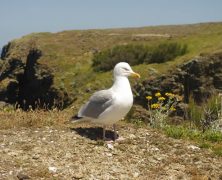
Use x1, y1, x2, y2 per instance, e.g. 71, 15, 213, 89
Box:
155, 92, 161, 97
146, 96, 152, 100
151, 103, 160, 109
165, 92, 175, 99
170, 106, 176, 111
158, 96, 166, 101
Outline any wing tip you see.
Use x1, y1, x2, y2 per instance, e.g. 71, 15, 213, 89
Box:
70, 115, 83, 122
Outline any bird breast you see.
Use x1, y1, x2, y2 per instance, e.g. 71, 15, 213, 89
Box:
115, 91, 133, 107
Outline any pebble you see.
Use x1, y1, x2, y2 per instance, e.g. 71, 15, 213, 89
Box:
106, 152, 113, 157
187, 145, 200, 151
107, 143, 114, 150
151, 147, 159, 152
129, 134, 136, 139
32, 154, 40, 160
48, 166, 57, 173
72, 172, 84, 179
133, 172, 140, 178
17, 173, 30, 180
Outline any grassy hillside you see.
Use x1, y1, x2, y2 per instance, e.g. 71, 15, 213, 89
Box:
1, 23, 222, 177
2, 22, 222, 108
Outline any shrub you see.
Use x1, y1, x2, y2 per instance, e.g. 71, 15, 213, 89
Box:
149, 42, 188, 63
188, 94, 222, 132
92, 42, 188, 72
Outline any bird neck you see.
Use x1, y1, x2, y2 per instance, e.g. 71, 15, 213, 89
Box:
111, 76, 131, 92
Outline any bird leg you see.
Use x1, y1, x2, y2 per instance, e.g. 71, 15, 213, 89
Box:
113, 124, 117, 140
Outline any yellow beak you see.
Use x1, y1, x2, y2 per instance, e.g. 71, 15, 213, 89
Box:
130, 72, 140, 78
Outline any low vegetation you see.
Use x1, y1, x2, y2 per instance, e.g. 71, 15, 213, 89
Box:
146, 92, 179, 128
188, 94, 222, 132
143, 92, 222, 156
92, 42, 188, 72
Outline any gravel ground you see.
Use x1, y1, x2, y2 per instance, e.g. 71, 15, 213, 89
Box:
0, 123, 222, 180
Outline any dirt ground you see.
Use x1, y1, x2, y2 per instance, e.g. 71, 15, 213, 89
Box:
0, 122, 222, 180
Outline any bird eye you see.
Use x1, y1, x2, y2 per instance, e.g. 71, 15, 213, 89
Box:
122, 67, 129, 71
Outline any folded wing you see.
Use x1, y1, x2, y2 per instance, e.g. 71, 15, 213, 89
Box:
78, 90, 114, 119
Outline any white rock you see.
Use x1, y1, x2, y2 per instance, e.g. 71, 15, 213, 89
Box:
48, 166, 57, 173
151, 147, 159, 151
129, 134, 136, 139
107, 143, 114, 150
187, 145, 200, 150
106, 153, 113, 157
133, 172, 140, 178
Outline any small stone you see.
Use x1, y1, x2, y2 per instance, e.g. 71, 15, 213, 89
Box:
72, 172, 84, 179
48, 166, 57, 173
187, 145, 200, 150
151, 147, 159, 152
106, 153, 113, 157
8, 151, 18, 157
129, 134, 136, 139
107, 143, 114, 150
32, 154, 40, 160
9, 142, 13, 145
17, 173, 30, 180
133, 172, 140, 178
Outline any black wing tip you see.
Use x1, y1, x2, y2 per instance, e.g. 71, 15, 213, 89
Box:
70, 115, 83, 121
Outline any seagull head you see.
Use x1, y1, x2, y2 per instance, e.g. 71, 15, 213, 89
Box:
113, 62, 140, 78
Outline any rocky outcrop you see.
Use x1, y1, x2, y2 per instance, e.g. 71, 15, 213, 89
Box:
0, 42, 71, 110
134, 52, 222, 117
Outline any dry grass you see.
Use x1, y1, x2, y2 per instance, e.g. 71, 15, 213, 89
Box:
0, 108, 72, 130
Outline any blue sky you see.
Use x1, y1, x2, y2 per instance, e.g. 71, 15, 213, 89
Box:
1, 0, 222, 48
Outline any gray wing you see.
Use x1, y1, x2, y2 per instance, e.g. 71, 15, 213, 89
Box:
78, 90, 114, 119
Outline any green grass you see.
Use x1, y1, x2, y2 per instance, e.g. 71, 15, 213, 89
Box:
92, 42, 188, 72
163, 124, 222, 156
213, 145, 222, 156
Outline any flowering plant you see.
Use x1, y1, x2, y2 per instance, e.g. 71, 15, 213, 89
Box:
146, 92, 180, 128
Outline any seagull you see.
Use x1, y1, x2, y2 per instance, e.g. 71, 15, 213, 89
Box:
71, 62, 140, 140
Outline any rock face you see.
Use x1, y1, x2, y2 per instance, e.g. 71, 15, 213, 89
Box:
0, 42, 71, 109
134, 52, 222, 117
180, 54, 222, 103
